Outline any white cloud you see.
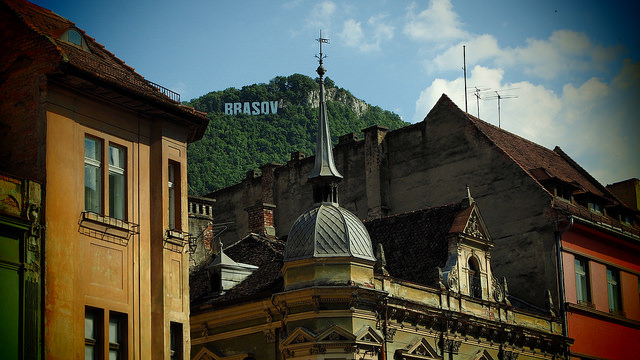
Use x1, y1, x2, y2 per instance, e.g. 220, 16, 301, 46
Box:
403, 0, 469, 43
339, 14, 394, 52
307, 1, 336, 29
430, 30, 624, 80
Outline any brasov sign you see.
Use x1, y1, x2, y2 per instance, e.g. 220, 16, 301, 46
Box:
224, 101, 279, 115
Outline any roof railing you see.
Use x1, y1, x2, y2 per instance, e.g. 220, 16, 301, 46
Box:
149, 81, 180, 103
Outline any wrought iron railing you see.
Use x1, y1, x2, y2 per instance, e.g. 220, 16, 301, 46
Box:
149, 81, 180, 103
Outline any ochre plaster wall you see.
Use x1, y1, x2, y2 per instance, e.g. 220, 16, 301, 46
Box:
43, 84, 191, 359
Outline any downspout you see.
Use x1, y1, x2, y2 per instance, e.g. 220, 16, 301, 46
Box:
556, 215, 573, 358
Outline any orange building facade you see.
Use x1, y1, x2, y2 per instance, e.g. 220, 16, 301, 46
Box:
0, 0, 208, 358
561, 219, 640, 359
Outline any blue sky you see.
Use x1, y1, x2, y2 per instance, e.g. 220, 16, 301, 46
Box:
33, 0, 639, 186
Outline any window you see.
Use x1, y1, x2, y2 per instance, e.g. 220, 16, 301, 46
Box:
589, 201, 602, 214
607, 267, 622, 313
468, 257, 481, 298
85, 137, 102, 214
85, 307, 103, 360
556, 186, 572, 202
109, 312, 126, 360
575, 257, 591, 304
168, 162, 180, 230
170, 322, 183, 360
85, 307, 128, 360
109, 145, 126, 220
68, 29, 83, 46
84, 136, 127, 220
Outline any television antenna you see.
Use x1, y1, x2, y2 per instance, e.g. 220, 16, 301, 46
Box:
467, 86, 491, 119
484, 89, 518, 128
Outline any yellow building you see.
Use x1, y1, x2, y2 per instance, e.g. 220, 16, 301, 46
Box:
189, 50, 569, 360
0, 0, 208, 358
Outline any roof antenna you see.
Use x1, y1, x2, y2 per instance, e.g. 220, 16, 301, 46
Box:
468, 86, 490, 119
463, 45, 468, 113
484, 89, 518, 128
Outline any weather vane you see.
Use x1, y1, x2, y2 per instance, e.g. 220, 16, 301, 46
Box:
315, 30, 329, 68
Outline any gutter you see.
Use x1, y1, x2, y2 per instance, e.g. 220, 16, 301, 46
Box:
556, 215, 573, 358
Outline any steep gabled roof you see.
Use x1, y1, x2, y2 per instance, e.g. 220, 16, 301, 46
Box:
364, 202, 465, 287
2, 0, 208, 141
432, 94, 625, 203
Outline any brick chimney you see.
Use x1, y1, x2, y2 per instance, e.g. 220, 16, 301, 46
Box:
244, 163, 280, 238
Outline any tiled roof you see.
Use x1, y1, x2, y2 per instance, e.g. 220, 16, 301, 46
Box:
434, 95, 638, 225
3, 0, 208, 138
190, 234, 285, 308
192, 203, 473, 307
364, 202, 464, 287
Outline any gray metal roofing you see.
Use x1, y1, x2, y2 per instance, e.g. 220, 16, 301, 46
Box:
284, 202, 375, 262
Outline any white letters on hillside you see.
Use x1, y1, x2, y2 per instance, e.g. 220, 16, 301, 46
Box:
224, 101, 279, 115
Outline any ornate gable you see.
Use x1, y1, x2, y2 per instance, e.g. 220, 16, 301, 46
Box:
281, 327, 316, 347
461, 205, 490, 241
471, 349, 496, 360
354, 325, 384, 345
192, 347, 250, 360
316, 324, 356, 342
396, 337, 442, 359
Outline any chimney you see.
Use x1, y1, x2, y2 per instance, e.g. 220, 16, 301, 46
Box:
244, 163, 279, 238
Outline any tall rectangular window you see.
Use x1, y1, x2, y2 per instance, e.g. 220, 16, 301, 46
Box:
84, 135, 128, 221
170, 322, 183, 360
85, 137, 102, 213
168, 162, 180, 230
575, 257, 591, 304
108, 312, 126, 360
109, 145, 126, 220
85, 307, 103, 360
607, 267, 622, 313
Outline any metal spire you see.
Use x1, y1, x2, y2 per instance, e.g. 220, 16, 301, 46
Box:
309, 30, 343, 204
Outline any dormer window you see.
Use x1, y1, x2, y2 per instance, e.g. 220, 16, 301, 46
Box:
68, 29, 82, 46
588, 201, 602, 215
556, 185, 573, 202
59, 28, 90, 52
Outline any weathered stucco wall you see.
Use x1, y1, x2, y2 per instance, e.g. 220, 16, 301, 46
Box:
203, 99, 558, 307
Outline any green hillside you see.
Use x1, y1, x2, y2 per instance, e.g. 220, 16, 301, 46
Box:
185, 74, 409, 195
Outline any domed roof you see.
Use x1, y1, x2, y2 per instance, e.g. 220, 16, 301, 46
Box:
284, 203, 376, 262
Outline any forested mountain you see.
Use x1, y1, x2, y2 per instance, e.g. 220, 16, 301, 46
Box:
186, 74, 409, 195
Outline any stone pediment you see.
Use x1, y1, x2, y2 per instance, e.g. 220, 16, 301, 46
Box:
354, 325, 384, 345
281, 327, 316, 346
192, 347, 250, 360
396, 337, 441, 360
471, 349, 495, 360
461, 206, 490, 241
316, 324, 356, 342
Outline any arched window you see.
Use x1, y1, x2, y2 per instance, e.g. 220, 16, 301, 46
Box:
468, 257, 481, 298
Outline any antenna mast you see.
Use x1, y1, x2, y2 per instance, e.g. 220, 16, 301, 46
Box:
463, 45, 468, 113
484, 90, 518, 128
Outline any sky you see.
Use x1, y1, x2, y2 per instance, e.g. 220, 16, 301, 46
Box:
32, 0, 639, 186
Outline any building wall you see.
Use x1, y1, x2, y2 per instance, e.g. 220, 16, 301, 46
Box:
41, 84, 191, 359
205, 103, 559, 308
560, 222, 640, 359
0, 173, 42, 359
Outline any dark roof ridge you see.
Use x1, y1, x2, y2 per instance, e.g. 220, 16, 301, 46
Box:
364, 201, 461, 223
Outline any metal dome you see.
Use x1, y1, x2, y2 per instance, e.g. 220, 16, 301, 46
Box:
284, 202, 376, 262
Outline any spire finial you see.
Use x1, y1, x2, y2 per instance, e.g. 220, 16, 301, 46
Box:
309, 30, 342, 204
315, 30, 329, 79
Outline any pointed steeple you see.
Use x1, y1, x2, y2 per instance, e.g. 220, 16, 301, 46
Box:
309, 31, 343, 204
